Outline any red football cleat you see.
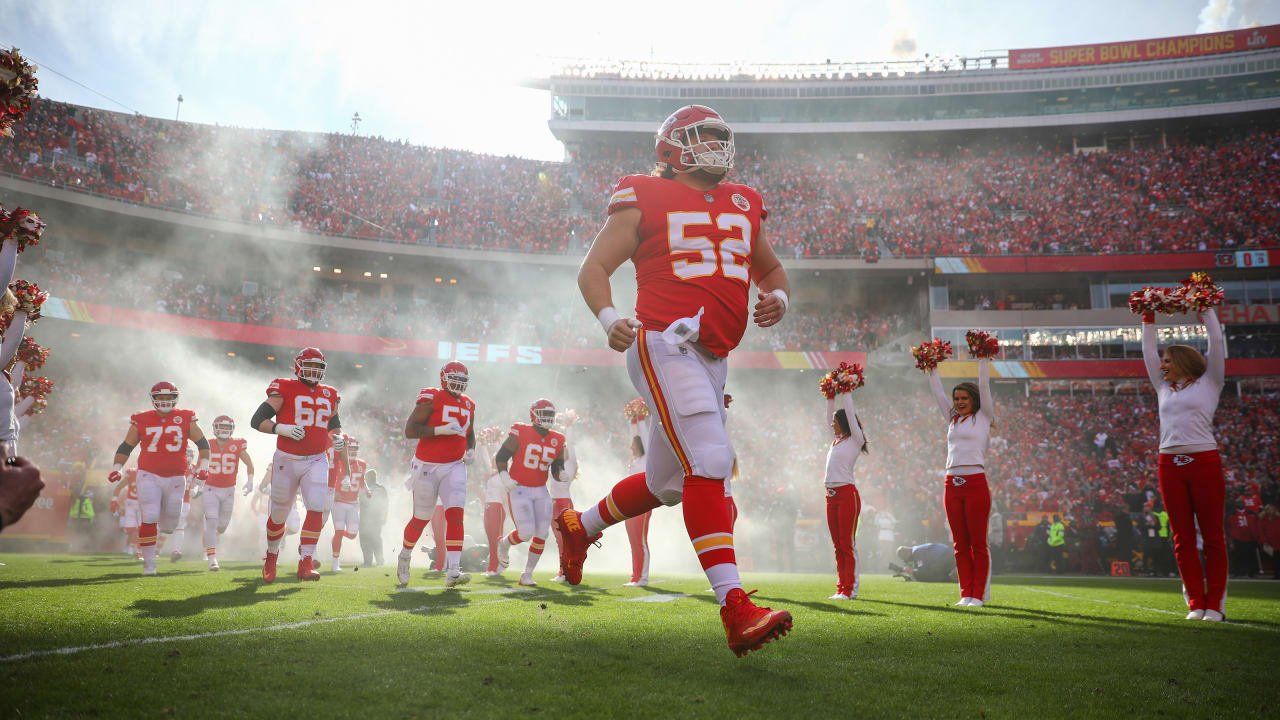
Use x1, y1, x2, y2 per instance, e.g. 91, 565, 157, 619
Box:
263, 552, 279, 584
720, 588, 792, 658
297, 556, 320, 581
553, 509, 600, 585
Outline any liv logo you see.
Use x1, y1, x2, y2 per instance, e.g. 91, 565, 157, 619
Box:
1247, 30, 1268, 48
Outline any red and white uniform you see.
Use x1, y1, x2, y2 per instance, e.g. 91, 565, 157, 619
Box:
505, 423, 564, 549
484, 470, 506, 574
824, 393, 864, 599
607, 174, 766, 506
132, 409, 196, 532
408, 387, 475, 518
267, 377, 340, 512
332, 457, 367, 538
1142, 312, 1228, 614
203, 437, 246, 553
929, 359, 995, 604
119, 469, 140, 529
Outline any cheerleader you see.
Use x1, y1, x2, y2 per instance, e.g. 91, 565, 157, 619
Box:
624, 420, 652, 587
0, 237, 23, 456
928, 357, 994, 607
823, 388, 866, 600
482, 453, 507, 576
1142, 309, 1227, 621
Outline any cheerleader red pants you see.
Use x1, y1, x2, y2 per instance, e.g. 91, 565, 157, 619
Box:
825, 484, 861, 597
625, 510, 652, 583
484, 502, 505, 573
1158, 450, 1227, 613
944, 473, 991, 602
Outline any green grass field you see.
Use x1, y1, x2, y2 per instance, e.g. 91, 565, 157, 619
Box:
2, 554, 1278, 719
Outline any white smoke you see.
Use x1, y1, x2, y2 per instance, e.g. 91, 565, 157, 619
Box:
886, 0, 919, 60
1197, 0, 1235, 32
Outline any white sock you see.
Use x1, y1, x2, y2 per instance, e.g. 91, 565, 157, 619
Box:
141, 545, 157, 564
400, 547, 413, 560
300, 545, 316, 559
447, 550, 461, 571
525, 550, 542, 574
581, 506, 607, 537
706, 563, 741, 605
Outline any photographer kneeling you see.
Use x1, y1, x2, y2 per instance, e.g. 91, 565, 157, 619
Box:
891, 543, 957, 583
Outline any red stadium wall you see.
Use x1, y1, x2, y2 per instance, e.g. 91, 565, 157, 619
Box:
933, 250, 1278, 274
42, 297, 866, 371
1009, 24, 1280, 69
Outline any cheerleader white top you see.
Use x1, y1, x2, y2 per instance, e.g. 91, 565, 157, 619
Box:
929, 358, 994, 476
824, 392, 864, 488
548, 428, 576, 500
1142, 311, 1225, 454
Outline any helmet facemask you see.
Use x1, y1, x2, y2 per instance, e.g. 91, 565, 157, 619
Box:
213, 420, 234, 441
443, 371, 468, 395
666, 120, 734, 174
532, 405, 557, 429
152, 392, 178, 413
296, 360, 326, 384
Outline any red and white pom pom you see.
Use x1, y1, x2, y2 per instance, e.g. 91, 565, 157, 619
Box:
0, 206, 46, 252
623, 397, 650, 423
965, 330, 1000, 359
1177, 272, 1225, 313
8, 279, 48, 318
911, 338, 954, 373
16, 337, 48, 370
19, 375, 53, 400
477, 425, 502, 445
0, 48, 39, 138
1128, 286, 1181, 316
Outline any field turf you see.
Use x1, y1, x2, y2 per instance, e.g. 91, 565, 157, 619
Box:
2, 553, 1278, 719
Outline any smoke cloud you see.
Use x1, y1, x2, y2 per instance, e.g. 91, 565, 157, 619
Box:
1196, 0, 1235, 33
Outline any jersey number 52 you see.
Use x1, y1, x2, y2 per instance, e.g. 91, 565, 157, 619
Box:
668, 212, 752, 282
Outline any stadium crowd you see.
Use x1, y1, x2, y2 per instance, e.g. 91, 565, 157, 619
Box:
3, 99, 1277, 259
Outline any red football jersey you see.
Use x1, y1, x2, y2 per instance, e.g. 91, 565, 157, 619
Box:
413, 387, 475, 463
506, 422, 564, 488
207, 437, 247, 488
267, 377, 340, 456
131, 409, 197, 476
608, 174, 769, 358
335, 458, 367, 504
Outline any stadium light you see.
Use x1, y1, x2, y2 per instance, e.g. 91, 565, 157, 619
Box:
70, 332, 80, 338
450, 278, 457, 284
434, 277, 442, 283
379, 273, 388, 279
354, 364, 363, 369
312, 266, 321, 272
363, 271, 372, 277
227, 352, 236, 357
333, 268, 342, 274
266, 356, 275, 361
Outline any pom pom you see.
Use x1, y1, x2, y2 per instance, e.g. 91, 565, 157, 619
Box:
1177, 272, 1225, 313
1128, 286, 1181, 316
0, 206, 46, 252
623, 398, 650, 423
965, 330, 1001, 359
16, 337, 48, 370
8, 278, 48, 317
19, 374, 53, 400
476, 425, 503, 445
819, 362, 865, 398
0, 48, 39, 138
911, 338, 954, 373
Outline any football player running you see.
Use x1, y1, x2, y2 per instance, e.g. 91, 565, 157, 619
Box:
202, 415, 254, 571
496, 399, 567, 586
399, 361, 476, 588
107, 382, 211, 575
329, 436, 372, 572
251, 347, 345, 582
560, 105, 793, 656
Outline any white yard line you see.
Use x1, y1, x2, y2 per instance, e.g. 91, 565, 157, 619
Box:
1020, 586, 1279, 632
0, 592, 545, 663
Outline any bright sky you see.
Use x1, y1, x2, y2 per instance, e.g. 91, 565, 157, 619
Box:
3, 0, 1277, 160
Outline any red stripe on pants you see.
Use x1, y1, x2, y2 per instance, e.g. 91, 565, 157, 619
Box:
625, 510, 652, 583
1158, 450, 1227, 613
825, 484, 861, 596
944, 473, 991, 601
484, 503, 505, 573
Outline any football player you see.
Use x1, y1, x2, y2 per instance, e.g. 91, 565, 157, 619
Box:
561, 105, 793, 656
250, 347, 345, 582
329, 436, 371, 572
399, 361, 476, 588
495, 398, 567, 586
107, 381, 211, 575
202, 415, 254, 571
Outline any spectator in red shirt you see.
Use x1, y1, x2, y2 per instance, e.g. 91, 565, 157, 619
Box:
1227, 502, 1260, 578
1258, 505, 1280, 580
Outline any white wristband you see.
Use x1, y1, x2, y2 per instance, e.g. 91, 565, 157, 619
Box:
770, 288, 789, 311
112, 463, 124, 473
597, 306, 622, 334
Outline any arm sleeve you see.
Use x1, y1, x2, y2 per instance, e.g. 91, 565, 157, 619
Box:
0, 311, 28, 368
250, 401, 277, 429
977, 358, 994, 422
328, 413, 341, 430
840, 392, 864, 449
1141, 320, 1163, 389
495, 443, 513, 472
1203, 311, 1226, 389
928, 369, 953, 423
0, 241, 17, 290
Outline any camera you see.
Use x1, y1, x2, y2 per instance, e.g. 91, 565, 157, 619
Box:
888, 562, 912, 580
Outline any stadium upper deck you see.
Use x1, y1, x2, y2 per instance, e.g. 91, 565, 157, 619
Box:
532, 25, 1280, 137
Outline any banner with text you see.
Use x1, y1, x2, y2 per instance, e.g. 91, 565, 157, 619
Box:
1009, 25, 1280, 70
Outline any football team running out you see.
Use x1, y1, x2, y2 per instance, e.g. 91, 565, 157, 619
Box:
96, 105, 1239, 657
